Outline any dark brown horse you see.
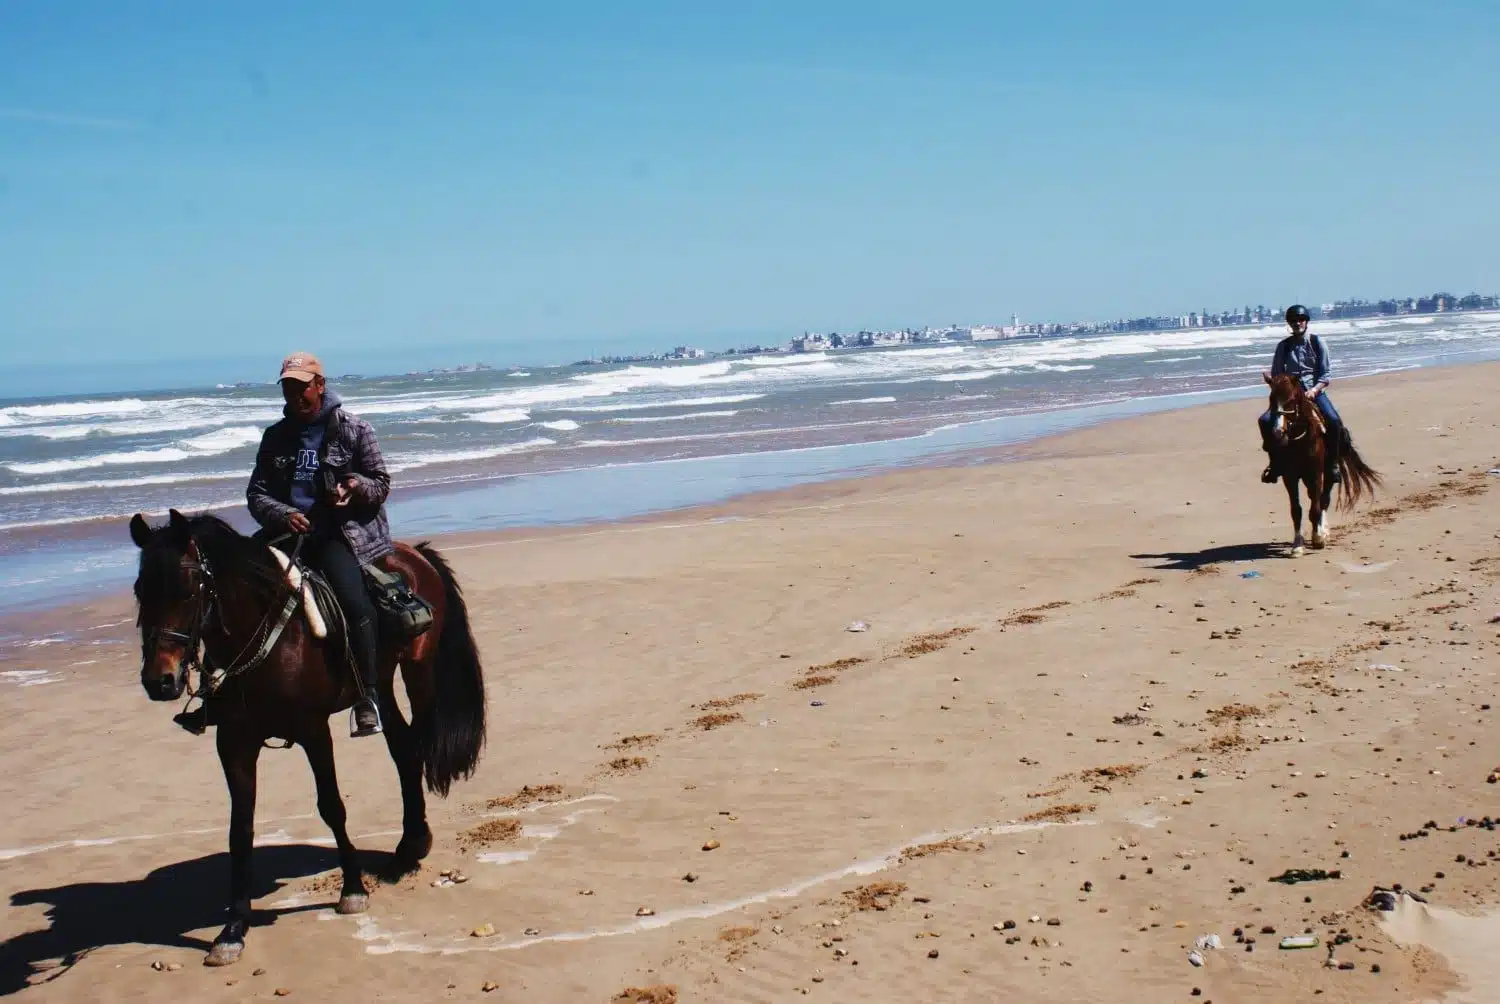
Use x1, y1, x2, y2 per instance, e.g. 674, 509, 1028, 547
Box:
1262, 373, 1382, 555
127, 509, 485, 967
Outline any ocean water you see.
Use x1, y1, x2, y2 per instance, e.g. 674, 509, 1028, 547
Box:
2, 311, 1499, 612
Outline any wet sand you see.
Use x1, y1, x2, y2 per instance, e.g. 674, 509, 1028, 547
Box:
3, 361, 1500, 1002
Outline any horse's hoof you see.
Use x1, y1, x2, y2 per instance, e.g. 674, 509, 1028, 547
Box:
1291, 545, 1305, 558
204, 941, 243, 967
395, 830, 433, 866
1310, 537, 1326, 550
336, 892, 370, 915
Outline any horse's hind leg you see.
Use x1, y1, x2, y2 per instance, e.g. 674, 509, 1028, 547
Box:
302, 720, 369, 914
384, 659, 433, 868
205, 726, 262, 967
1284, 476, 1305, 557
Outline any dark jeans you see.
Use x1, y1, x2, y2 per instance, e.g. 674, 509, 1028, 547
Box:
1259, 392, 1342, 457
270, 530, 379, 693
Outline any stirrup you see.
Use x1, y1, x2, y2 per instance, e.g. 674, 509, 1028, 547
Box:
350, 699, 383, 738
174, 702, 209, 736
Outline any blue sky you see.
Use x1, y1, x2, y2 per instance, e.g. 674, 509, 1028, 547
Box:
2, 0, 1497, 385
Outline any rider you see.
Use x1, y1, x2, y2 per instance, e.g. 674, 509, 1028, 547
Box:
1258, 304, 1343, 485
244, 351, 392, 737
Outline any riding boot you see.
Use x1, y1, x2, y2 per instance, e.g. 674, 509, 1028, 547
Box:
348, 614, 383, 738
1325, 425, 1344, 485
1260, 444, 1279, 484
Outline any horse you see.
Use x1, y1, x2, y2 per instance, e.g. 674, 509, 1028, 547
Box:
1262, 373, 1382, 556
127, 509, 486, 967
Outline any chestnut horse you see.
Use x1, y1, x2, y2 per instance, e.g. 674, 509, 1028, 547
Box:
1262, 373, 1382, 555
128, 509, 486, 967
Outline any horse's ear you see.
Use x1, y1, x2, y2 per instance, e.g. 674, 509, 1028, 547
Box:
129, 513, 153, 548
1262, 371, 1274, 386
168, 508, 189, 537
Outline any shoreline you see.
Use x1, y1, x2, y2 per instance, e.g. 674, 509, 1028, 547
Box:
5, 358, 1494, 636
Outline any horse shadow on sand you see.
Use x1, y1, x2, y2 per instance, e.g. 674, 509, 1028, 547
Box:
0, 844, 409, 995
1129, 541, 1287, 571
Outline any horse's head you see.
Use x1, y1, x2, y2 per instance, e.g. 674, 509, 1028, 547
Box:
129, 508, 206, 702
1263, 372, 1310, 445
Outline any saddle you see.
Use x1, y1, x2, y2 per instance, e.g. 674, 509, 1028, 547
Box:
266, 545, 434, 646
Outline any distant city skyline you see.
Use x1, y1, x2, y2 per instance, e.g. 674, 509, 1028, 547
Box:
6, 282, 1494, 401
582, 286, 1500, 366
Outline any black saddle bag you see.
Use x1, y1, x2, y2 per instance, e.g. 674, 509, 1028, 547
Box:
363, 564, 434, 639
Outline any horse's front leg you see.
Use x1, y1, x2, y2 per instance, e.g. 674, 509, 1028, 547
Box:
205, 725, 262, 967
1284, 474, 1305, 557
1309, 472, 1328, 549
301, 719, 369, 913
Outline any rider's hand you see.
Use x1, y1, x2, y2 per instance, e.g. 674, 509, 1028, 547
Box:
332, 477, 358, 507
1308, 386, 1322, 398
286, 512, 312, 534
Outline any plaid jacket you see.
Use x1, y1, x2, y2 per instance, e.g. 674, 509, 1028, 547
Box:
246, 400, 395, 565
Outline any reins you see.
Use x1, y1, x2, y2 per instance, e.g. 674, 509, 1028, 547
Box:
157, 533, 307, 709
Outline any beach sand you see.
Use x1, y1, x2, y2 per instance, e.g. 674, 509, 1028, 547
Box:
3, 361, 1500, 1002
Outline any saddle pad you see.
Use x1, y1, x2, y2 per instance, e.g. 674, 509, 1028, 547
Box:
266, 546, 329, 639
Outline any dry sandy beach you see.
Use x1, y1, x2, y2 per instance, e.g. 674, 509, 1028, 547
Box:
4, 362, 1500, 1002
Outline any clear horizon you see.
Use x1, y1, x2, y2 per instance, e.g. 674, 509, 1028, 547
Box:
4, 291, 1498, 402
3, 2, 1497, 386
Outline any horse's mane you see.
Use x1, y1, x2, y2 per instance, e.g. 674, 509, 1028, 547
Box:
188, 515, 285, 592
137, 513, 285, 606
1267, 372, 1305, 402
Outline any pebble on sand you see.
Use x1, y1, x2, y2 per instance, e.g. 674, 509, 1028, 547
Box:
703, 839, 721, 851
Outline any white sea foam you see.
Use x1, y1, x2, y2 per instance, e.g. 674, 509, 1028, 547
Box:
741, 352, 829, 366
831, 396, 897, 405
932, 371, 1003, 383
560, 393, 765, 413
3, 427, 262, 475
0, 470, 245, 496
385, 438, 556, 473
608, 410, 740, 424
469, 409, 532, 424
536, 419, 581, 431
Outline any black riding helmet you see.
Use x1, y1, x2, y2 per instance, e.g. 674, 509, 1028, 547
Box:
1285, 304, 1311, 324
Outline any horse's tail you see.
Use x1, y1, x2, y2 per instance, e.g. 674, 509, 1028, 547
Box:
414, 542, 487, 797
1336, 439, 1384, 511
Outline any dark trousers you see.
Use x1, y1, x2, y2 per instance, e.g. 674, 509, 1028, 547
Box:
271, 531, 379, 692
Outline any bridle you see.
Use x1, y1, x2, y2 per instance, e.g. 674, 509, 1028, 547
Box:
140, 535, 306, 695
140, 548, 213, 694
1273, 398, 1310, 442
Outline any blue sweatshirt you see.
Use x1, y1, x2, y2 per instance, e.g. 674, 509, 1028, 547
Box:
288, 391, 342, 513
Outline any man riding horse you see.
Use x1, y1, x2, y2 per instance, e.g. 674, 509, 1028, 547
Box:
1258, 304, 1344, 486
179, 351, 390, 738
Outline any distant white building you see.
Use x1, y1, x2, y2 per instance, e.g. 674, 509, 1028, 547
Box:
969, 325, 1005, 341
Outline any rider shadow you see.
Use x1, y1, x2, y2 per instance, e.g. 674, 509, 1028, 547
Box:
1130, 542, 1284, 571
0, 843, 377, 996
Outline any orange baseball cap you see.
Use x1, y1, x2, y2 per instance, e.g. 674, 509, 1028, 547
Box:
279, 351, 324, 382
